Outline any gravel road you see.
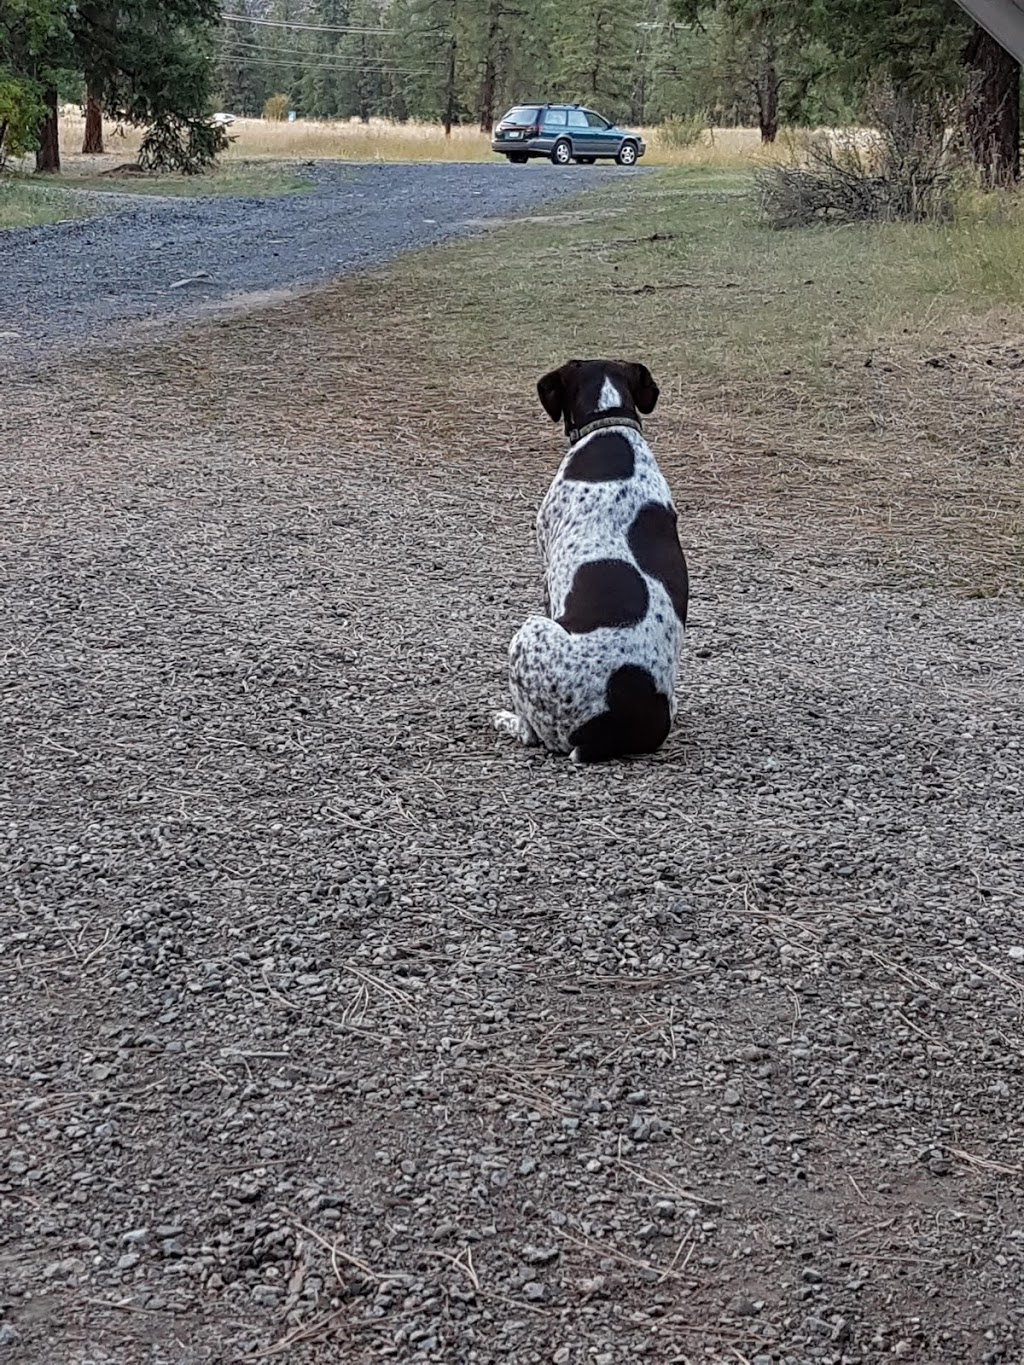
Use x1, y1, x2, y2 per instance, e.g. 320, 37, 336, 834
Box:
2, 176, 1024, 1365
0, 163, 618, 363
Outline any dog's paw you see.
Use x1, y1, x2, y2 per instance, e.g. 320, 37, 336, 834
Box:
492, 710, 538, 746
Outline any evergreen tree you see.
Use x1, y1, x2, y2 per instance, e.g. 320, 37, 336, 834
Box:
73, 0, 228, 171
551, 0, 636, 118
221, 2, 270, 116
0, 0, 73, 170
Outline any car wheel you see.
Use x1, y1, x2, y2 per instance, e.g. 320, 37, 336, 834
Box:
551, 139, 572, 166
616, 141, 638, 166
577, 156, 595, 164
507, 153, 528, 163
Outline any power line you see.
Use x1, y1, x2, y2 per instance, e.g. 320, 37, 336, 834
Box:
222, 13, 390, 36
221, 37, 446, 66
220, 49, 445, 76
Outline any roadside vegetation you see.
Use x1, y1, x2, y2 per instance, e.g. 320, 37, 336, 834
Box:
292, 165, 1019, 594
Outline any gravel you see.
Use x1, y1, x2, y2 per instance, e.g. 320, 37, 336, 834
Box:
2, 192, 1024, 1363
0, 162, 622, 365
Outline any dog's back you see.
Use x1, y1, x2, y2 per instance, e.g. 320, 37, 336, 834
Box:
494, 359, 688, 763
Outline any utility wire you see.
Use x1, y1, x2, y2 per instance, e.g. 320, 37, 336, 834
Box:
222, 13, 390, 35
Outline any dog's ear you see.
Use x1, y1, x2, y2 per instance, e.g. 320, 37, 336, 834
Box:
537, 361, 576, 422
623, 362, 660, 415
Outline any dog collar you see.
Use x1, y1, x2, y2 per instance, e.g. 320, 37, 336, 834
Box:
567, 414, 643, 446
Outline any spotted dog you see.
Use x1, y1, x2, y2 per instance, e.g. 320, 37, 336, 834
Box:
493, 358, 688, 763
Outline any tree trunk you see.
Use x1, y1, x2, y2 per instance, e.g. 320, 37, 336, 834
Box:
444, 33, 457, 138
35, 86, 61, 173
478, 56, 496, 133
83, 86, 104, 154
477, 0, 500, 132
963, 25, 1020, 187
755, 38, 779, 144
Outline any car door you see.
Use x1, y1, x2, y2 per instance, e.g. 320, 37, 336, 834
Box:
584, 109, 615, 157
565, 108, 592, 155
541, 107, 568, 152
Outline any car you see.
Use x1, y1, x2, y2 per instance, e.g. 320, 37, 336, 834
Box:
491, 103, 645, 167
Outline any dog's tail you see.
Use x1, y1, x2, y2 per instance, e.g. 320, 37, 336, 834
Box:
569, 665, 671, 764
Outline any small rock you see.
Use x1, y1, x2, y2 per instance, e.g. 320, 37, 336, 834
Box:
0, 1325, 21, 1348
731, 1295, 759, 1316
722, 1088, 741, 1107
1008, 946, 1024, 962
43, 1258, 84, 1281
117, 1253, 141, 1271
523, 1280, 547, 1301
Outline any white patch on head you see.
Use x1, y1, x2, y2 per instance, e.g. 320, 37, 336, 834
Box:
596, 377, 623, 411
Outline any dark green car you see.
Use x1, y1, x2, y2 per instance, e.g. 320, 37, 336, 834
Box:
492, 103, 646, 166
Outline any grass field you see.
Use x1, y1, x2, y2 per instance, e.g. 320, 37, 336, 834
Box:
0, 176, 95, 229
0, 159, 313, 230
247, 166, 1019, 594
50, 109, 784, 168
1, 110, 859, 230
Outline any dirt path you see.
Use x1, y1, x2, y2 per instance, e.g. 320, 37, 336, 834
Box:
0, 162, 623, 366
2, 207, 1024, 1365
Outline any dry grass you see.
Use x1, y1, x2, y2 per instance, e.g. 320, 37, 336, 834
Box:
109, 167, 1015, 594
7, 143, 1022, 587
48, 108, 844, 170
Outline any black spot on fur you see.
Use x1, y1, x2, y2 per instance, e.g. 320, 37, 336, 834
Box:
570, 665, 671, 762
564, 432, 635, 483
557, 559, 649, 634
627, 501, 689, 625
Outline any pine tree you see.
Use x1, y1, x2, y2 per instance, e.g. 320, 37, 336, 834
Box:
73, 0, 228, 172
0, 0, 73, 171
551, 0, 636, 119
221, 1, 270, 116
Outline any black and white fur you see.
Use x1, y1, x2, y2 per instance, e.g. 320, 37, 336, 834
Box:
493, 359, 689, 763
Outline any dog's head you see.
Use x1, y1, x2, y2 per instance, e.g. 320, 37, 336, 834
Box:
536, 359, 659, 437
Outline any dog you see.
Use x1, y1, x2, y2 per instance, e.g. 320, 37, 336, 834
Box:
493, 358, 688, 763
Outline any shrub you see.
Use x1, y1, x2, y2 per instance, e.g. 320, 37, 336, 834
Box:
262, 93, 289, 122
0, 72, 44, 169
138, 114, 229, 173
758, 91, 961, 229
658, 114, 707, 149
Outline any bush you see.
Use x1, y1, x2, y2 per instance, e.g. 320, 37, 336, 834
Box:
262, 93, 289, 122
657, 114, 707, 149
0, 72, 44, 169
758, 92, 961, 229
138, 114, 229, 173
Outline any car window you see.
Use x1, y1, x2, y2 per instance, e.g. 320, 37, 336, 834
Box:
543, 109, 568, 126
584, 111, 609, 128
567, 109, 587, 128
503, 106, 539, 124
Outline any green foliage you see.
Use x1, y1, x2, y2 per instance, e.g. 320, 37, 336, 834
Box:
0, 0, 71, 160
138, 111, 229, 172
550, 0, 636, 119
658, 112, 706, 147
0, 71, 44, 164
